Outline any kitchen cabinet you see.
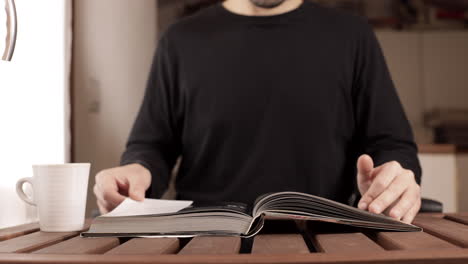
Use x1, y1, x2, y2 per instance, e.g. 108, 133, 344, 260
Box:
418, 145, 468, 213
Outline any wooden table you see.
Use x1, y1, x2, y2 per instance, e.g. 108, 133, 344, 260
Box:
0, 213, 467, 264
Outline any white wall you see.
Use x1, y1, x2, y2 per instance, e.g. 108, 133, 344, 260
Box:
0, 0, 71, 228
73, 0, 158, 216
422, 32, 468, 110
377, 30, 468, 144
376, 31, 430, 143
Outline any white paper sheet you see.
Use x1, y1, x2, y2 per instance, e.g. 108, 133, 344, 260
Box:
102, 198, 193, 217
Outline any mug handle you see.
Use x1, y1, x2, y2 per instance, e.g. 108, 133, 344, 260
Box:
16, 177, 36, 206
2, 0, 17, 61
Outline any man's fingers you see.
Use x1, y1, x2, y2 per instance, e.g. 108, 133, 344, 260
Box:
93, 184, 104, 202
97, 199, 110, 214
115, 177, 130, 197
97, 203, 106, 215
357, 154, 374, 183
389, 183, 421, 220
356, 155, 375, 204
95, 180, 126, 208
367, 173, 409, 215
94, 164, 152, 215
127, 176, 147, 201
96, 173, 126, 206
359, 161, 401, 212
102, 188, 126, 207
402, 198, 421, 224
96, 185, 118, 214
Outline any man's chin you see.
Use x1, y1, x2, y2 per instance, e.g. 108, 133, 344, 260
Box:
249, 0, 286, 9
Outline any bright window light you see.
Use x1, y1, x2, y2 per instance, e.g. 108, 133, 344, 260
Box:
0, 0, 71, 228
0, 6, 5, 54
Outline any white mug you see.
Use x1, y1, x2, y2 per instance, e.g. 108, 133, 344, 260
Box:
16, 163, 90, 232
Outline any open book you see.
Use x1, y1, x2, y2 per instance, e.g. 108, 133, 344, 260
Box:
81, 191, 422, 238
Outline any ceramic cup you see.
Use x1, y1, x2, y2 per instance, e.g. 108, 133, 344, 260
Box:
16, 163, 90, 232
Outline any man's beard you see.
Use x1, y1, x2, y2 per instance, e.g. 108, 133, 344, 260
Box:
249, 0, 286, 9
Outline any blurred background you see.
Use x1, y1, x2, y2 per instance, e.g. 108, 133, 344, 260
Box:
1, 0, 468, 228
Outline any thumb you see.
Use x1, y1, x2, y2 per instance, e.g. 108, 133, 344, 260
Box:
357, 154, 374, 186
127, 176, 146, 201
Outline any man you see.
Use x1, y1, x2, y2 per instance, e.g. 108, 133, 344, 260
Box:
94, 0, 422, 223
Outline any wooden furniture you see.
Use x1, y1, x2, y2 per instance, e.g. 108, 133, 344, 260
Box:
0, 213, 467, 263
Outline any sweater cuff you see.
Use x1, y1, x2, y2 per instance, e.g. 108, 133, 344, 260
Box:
371, 151, 422, 185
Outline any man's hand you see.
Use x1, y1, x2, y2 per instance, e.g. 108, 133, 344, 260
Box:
357, 154, 421, 223
94, 164, 151, 214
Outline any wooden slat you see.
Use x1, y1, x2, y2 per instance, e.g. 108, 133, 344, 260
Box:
0, 219, 92, 253
376, 231, 457, 250
0, 231, 78, 253
312, 233, 384, 254
1, 248, 468, 264
445, 213, 468, 226
414, 216, 468, 247
417, 213, 445, 218
178, 236, 240, 255
105, 238, 179, 255
32, 236, 119, 254
252, 234, 309, 254
0, 222, 39, 241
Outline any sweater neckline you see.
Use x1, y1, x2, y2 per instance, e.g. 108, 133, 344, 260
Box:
216, 2, 309, 23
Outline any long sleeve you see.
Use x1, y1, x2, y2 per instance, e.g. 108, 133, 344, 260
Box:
121, 35, 183, 198
353, 23, 422, 184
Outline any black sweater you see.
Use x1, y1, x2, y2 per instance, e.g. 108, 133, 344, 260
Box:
121, 2, 421, 205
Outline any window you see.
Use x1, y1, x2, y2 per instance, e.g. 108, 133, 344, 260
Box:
0, 0, 71, 228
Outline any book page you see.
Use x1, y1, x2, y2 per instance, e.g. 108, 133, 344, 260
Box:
102, 198, 193, 217
251, 192, 421, 232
